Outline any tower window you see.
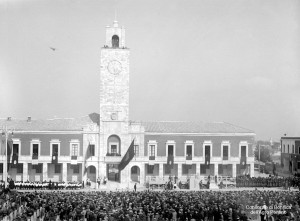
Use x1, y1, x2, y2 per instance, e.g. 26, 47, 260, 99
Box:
112, 35, 119, 48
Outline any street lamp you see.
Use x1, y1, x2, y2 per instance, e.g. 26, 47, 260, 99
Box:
1, 126, 14, 187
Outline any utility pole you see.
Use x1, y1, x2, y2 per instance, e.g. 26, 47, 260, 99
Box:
1, 126, 14, 187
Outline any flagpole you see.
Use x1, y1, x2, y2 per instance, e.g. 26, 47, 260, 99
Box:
258, 144, 260, 175
1, 125, 14, 188
4, 126, 8, 187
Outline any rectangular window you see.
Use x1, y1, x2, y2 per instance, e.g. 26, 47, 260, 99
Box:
134, 145, 139, 157
111, 145, 117, 154
0, 163, 3, 173
223, 146, 229, 160
55, 164, 61, 174
89, 145, 95, 156
17, 164, 23, 173
52, 144, 59, 156
186, 145, 192, 157
71, 144, 78, 156
13, 144, 19, 155
298, 147, 300, 154
241, 146, 247, 157
90, 166, 96, 174
35, 164, 42, 173
167, 145, 174, 156
32, 144, 39, 159
73, 165, 79, 174
149, 145, 155, 156
205, 145, 210, 157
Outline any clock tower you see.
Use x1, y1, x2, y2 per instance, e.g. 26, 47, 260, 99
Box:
99, 20, 131, 183
100, 20, 129, 122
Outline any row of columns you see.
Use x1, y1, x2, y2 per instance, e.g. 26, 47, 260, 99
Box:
12, 163, 84, 182
156, 163, 253, 177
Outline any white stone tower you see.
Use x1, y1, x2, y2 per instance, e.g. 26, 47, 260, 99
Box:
99, 20, 131, 183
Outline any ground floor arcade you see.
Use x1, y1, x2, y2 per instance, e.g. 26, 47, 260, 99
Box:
1, 162, 254, 185
0, 163, 97, 183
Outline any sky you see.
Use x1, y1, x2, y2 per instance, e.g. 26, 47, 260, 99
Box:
0, 0, 299, 141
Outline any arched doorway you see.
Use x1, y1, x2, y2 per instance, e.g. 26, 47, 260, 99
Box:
112, 35, 119, 48
131, 166, 140, 183
87, 165, 96, 182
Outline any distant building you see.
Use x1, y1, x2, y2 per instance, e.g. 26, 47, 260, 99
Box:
0, 20, 255, 186
281, 137, 300, 174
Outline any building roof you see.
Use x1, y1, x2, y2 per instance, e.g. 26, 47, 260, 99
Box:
281, 137, 300, 140
1, 113, 254, 134
141, 121, 254, 134
0, 113, 99, 131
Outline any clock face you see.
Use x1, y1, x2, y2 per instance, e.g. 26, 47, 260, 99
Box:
107, 60, 122, 75
111, 113, 118, 120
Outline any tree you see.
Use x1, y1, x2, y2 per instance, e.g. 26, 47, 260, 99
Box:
254, 145, 272, 163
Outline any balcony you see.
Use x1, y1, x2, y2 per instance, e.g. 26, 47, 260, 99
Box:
106, 153, 121, 157
32, 154, 38, 160
71, 155, 77, 160
186, 155, 192, 160
223, 156, 228, 161
149, 156, 155, 161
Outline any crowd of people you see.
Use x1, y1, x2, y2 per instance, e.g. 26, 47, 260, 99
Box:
236, 175, 300, 189
1, 189, 299, 220
1, 179, 83, 190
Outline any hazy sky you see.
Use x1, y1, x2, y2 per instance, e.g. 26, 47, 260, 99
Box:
0, 0, 299, 140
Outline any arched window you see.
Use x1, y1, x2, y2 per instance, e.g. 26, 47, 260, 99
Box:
107, 135, 121, 156
112, 35, 119, 48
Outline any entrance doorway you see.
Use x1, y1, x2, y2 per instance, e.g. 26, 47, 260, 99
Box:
107, 164, 120, 182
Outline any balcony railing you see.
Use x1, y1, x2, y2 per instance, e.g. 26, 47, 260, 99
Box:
32, 154, 38, 160
149, 156, 155, 160
186, 155, 192, 160
223, 156, 228, 160
106, 153, 121, 157
71, 155, 77, 160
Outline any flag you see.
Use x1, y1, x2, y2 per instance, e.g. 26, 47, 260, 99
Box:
205, 154, 210, 169
118, 139, 135, 171
52, 152, 58, 164
7, 138, 13, 171
52, 144, 58, 164
12, 153, 18, 165
0, 137, 5, 155
240, 155, 247, 169
83, 144, 90, 175
166, 154, 174, 172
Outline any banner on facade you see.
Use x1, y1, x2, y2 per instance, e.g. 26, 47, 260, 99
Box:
52, 149, 58, 164
118, 139, 135, 171
240, 155, 247, 169
205, 154, 210, 169
167, 154, 174, 171
7, 138, 13, 171
12, 152, 18, 165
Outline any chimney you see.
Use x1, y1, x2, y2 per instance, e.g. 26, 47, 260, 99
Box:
27, 116, 31, 122
7, 117, 11, 121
